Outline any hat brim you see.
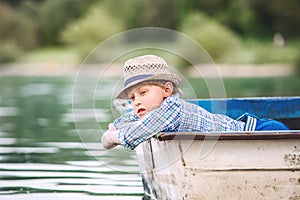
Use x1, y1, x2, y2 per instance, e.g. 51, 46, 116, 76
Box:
116, 73, 182, 99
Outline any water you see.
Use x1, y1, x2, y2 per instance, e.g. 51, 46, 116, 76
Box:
0, 77, 144, 199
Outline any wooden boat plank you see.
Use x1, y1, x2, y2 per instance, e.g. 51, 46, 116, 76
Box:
158, 131, 300, 141
136, 135, 300, 200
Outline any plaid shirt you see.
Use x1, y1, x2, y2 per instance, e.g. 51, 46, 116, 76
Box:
113, 94, 245, 149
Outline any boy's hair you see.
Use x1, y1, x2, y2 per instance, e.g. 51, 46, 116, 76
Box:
140, 80, 182, 96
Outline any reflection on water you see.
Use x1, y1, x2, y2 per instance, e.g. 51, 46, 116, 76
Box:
0, 77, 143, 199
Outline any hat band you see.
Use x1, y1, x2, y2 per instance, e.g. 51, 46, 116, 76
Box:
124, 74, 153, 87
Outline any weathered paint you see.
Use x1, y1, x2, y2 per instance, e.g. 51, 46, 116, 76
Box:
136, 132, 300, 200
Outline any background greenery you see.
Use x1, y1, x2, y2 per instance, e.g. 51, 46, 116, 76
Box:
0, 0, 299, 72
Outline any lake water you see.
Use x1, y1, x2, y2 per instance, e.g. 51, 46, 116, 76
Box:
0, 76, 144, 199
1, 74, 299, 200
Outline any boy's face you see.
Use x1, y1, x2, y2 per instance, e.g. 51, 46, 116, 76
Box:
128, 83, 172, 118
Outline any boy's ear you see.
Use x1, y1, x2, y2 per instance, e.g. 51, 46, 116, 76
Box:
163, 82, 174, 97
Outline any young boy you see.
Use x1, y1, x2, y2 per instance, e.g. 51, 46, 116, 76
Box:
101, 55, 289, 150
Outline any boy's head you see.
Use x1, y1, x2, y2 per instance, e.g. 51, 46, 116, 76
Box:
116, 54, 182, 99
127, 81, 175, 118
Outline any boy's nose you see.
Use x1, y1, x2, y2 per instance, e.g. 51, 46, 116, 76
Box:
134, 100, 141, 106
134, 96, 142, 106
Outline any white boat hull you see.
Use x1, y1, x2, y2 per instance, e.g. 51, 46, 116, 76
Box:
135, 133, 300, 200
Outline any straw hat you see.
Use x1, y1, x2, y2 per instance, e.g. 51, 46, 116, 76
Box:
116, 54, 182, 99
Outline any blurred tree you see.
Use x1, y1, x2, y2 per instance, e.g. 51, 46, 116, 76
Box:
1, 0, 299, 52
60, 3, 124, 61
248, 0, 300, 39
181, 12, 241, 62
38, 0, 95, 45
104, 0, 180, 41
108, 0, 180, 28
0, 3, 37, 49
295, 52, 300, 75
0, 1, 43, 62
140, 0, 180, 29
184, 0, 300, 40
216, 0, 258, 37
102, 0, 142, 28
0, 0, 30, 7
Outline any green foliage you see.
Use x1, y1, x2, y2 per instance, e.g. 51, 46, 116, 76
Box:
1, 0, 299, 65
216, 0, 258, 37
247, 0, 300, 39
185, 0, 300, 40
60, 3, 124, 61
221, 40, 300, 64
104, 0, 180, 29
180, 12, 241, 62
38, 0, 94, 45
107, 0, 142, 29
0, 41, 22, 63
0, 3, 37, 63
189, 0, 261, 38
0, 3, 37, 50
295, 52, 300, 75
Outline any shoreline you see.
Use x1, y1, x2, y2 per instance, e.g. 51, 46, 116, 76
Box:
0, 62, 294, 78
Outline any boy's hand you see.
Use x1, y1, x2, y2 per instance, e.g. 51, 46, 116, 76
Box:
108, 123, 116, 131
101, 123, 120, 149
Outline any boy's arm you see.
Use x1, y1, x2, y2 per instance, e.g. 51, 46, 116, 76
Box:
113, 111, 139, 129
101, 123, 120, 149
101, 111, 138, 149
117, 95, 181, 150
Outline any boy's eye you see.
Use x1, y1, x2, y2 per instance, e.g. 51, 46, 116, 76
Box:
140, 90, 147, 95
130, 95, 135, 101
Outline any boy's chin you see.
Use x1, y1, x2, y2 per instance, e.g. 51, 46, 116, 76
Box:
137, 110, 149, 119
137, 113, 145, 119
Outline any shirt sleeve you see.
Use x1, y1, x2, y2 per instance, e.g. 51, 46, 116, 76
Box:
112, 111, 139, 129
116, 94, 181, 150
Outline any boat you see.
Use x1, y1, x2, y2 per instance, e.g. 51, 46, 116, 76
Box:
134, 97, 300, 200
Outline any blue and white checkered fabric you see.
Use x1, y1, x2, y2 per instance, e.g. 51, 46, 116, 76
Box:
113, 94, 245, 149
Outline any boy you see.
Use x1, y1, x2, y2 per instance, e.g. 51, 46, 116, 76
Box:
101, 55, 289, 150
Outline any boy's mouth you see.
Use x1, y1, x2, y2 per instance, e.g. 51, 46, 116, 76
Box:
137, 108, 146, 115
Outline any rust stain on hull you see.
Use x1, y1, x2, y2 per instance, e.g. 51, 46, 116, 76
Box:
285, 153, 300, 166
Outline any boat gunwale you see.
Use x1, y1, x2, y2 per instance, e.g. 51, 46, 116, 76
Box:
158, 131, 300, 141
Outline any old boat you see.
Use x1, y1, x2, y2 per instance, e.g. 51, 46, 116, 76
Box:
134, 97, 300, 200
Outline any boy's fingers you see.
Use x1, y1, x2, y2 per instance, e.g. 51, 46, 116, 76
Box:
108, 123, 116, 131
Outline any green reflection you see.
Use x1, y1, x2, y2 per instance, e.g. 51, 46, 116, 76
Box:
0, 77, 75, 143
